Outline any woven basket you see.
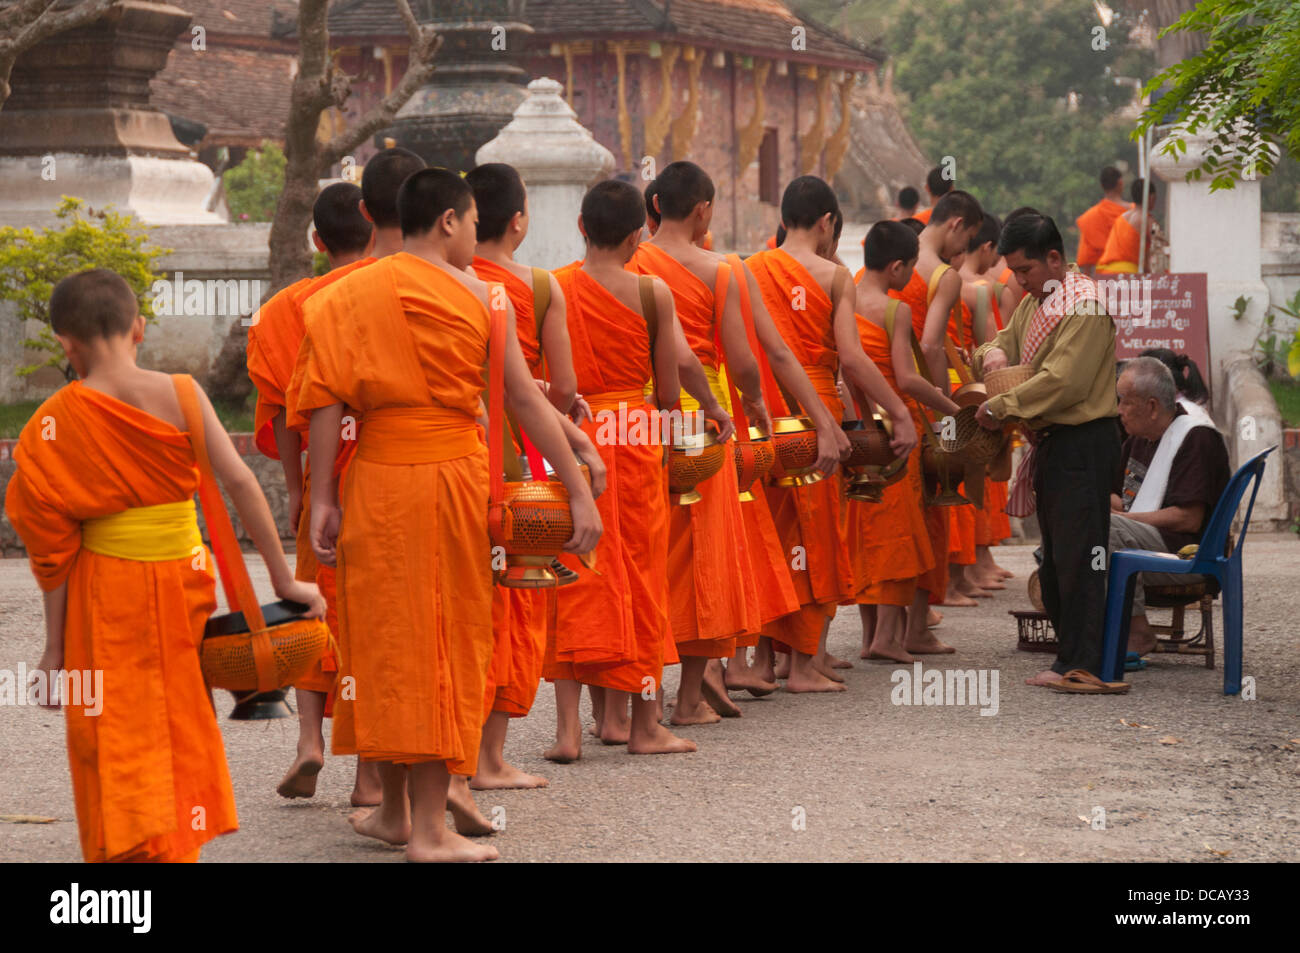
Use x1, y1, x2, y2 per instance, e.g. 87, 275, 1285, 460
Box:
669, 433, 726, 495
734, 436, 776, 492
1027, 569, 1044, 612
495, 480, 575, 556
984, 364, 1035, 396
843, 421, 894, 468
1012, 609, 1057, 652
940, 406, 1003, 465
770, 416, 820, 481
202, 617, 333, 692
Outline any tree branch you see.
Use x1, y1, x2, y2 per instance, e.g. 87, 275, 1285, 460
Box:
0, 0, 118, 106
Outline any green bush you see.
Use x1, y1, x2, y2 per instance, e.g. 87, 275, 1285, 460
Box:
223, 141, 287, 223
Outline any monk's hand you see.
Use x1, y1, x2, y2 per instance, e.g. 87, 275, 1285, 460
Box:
277, 579, 327, 620
574, 439, 608, 499
888, 413, 919, 458
565, 494, 603, 555
982, 347, 1009, 374
975, 401, 1000, 431
701, 399, 735, 443
815, 424, 849, 475
311, 502, 340, 567
740, 393, 771, 439
569, 394, 593, 426
31, 647, 64, 709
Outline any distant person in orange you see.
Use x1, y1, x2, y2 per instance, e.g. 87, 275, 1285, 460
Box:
896, 185, 921, 221
1097, 179, 1157, 274
748, 175, 918, 692
1075, 166, 1128, 276
850, 222, 959, 661
464, 161, 605, 790
7, 269, 326, 862
247, 182, 378, 804
544, 179, 725, 761
293, 168, 601, 862
914, 166, 954, 225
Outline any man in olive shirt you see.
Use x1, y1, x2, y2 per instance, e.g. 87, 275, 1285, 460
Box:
1111, 357, 1230, 655
972, 214, 1121, 687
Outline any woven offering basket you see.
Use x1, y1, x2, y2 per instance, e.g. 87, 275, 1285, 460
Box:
770, 416, 823, 486
940, 406, 1003, 465
669, 431, 726, 503
734, 434, 776, 493
984, 364, 1035, 397
202, 612, 333, 693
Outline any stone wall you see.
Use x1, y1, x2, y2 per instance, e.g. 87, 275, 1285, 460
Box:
0, 432, 295, 559
0, 222, 272, 404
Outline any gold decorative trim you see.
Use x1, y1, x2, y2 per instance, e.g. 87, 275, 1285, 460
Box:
670, 46, 705, 161
799, 71, 832, 174
643, 43, 681, 159
560, 42, 575, 105
736, 58, 771, 176
823, 72, 856, 180
612, 41, 633, 169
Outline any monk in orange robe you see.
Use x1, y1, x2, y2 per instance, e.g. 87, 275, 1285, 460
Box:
888, 189, 983, 624
544, 178, 719, 760
292, 169, 600, 862
849, 221, 960, 661
1098, 179, 1157, 274
465, 161, 587, 790
7, 269, 325, 862
247, 181, 377, 802
1075, 166, 1128, 275
747, 175, 918, 693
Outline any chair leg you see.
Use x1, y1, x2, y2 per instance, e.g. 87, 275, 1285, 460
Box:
1202, 595, 1215, 670
1220, 566, 1242, 695
1101, 564, 1138, 683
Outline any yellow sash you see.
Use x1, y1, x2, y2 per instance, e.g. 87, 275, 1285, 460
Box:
677, 364, 733, 415
1096, 261, 1139, 274
82, 499, 203, 562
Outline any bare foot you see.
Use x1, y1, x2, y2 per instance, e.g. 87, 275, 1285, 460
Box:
957, 580, 993, 599
447, 778, 494, 836
906, 634, 956, 654
586, 722, 601, 738
543, 738, 581, 764
701, 662, 742, 716
944, 590, 979, 607
406, 828, 499, 863
469, 762, 549, 790
1127, 616, 1158, 656
724, 662, 778, 697
348, 806, 409, 846
628, 722, 698, 755
276, 752, 323, 799
864, 644, 916, 663
350, 760, 382, 807
600, 722, 630, 745
784, 669, 847, 693
975, 574, 1007, 590
1025, 670, 1064, 687
825, 652, 854, 670
812, 654, 846, 683
773, 653, 791, 680
669, 699, 722, 725
927, 608, 943, 627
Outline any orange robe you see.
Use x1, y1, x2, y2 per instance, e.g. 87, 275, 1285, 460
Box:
545, 266, 670, 693
289, 252, 494, 774
724, 253, 799, 640
914, 207, 933, 225
847, 314, 934, 606
745, 248, 853, 655
471, 256, 550, 717
1076, 199, 1130, 267
5, 383, 238, 862
1097, 214, 1141, 273
631, 243, 760, 657
890, 269, 950, 599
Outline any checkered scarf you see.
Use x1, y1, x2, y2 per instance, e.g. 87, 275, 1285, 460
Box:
1005, 271, 1101, 517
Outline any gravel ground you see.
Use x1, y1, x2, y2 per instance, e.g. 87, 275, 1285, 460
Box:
1, 538, 1297, 863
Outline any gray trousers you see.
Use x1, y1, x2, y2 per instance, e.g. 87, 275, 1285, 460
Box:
1108, 514, 1194, 616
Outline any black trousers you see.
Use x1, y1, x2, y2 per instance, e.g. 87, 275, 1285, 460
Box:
1033, 416, 1121, 676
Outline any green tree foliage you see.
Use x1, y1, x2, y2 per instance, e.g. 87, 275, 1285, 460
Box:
1138, 0, 1300, 192
0, 197, 169, 380
223, 141, 287, 223
792, 0, 1154, 248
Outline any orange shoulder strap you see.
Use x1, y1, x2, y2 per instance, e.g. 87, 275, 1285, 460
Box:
487, 284, 509, 536
172, 374, 266, 633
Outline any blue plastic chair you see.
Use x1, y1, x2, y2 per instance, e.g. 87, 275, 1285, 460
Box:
1100, 446, 1275, 693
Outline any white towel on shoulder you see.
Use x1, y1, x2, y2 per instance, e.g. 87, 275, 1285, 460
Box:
1130, 412, 1215, 514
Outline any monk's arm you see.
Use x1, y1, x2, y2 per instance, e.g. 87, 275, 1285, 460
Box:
892, 304, 959, 417
650, 283, 681, 409
833, 285, 917, 456
308, 404, 343, 567
920, 270, 960, 393
195, 384, 324, 615
552, 408, 607, 499
742, 266, 846, 468
502, 326, 601, 552
716, 270, 770, 433
540, 275, 577, 414
659, 280, 735, 441
271, 410, 304, 532
35, 582, 68, 699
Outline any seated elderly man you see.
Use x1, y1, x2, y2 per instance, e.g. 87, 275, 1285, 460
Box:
1111, 356, 1230, 655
